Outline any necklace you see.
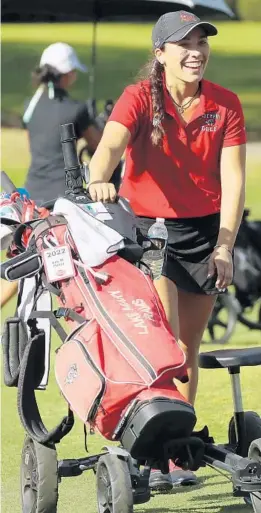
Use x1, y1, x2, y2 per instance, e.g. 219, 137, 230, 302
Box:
171, 85, 200, 114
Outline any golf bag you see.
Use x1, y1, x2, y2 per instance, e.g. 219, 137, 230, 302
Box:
1, 124, 196, 463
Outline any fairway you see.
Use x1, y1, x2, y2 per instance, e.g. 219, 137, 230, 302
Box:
1, 19, 261, 513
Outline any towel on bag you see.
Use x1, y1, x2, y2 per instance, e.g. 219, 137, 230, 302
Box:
53, 197, 125, 267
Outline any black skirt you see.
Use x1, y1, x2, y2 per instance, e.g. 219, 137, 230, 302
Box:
137, 213, 226, 295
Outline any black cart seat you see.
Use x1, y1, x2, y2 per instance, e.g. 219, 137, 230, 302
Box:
199, 347, 261, 370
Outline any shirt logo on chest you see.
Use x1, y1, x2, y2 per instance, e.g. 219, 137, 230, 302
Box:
200, 112, 221, 132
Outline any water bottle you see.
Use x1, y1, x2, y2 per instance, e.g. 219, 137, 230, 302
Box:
142, 218, 168, 280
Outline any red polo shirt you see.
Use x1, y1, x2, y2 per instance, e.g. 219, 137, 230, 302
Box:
109, 78, 246, 218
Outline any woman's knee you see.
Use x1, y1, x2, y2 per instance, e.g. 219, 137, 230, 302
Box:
178, 338, 200, 368
178, 291, 216, 345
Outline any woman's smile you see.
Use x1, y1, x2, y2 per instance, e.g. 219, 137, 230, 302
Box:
182, 60, 203, 74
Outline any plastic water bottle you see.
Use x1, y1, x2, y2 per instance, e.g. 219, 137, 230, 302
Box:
142, 218, 168, 280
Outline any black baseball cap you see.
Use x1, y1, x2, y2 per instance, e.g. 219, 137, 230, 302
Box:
152, 11, 218, 49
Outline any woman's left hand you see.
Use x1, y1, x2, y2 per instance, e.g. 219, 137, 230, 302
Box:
208, 246, 233, 292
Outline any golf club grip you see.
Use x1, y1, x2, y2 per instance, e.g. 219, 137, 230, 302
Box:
60, 123, 81, 172
60, 123, 84, 194
1, 171, 17, 193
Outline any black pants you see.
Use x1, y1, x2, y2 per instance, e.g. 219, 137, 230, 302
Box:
138, 213, 225, 295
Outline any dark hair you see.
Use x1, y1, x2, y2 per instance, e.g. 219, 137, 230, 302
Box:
31, 64, 62, 87
138, 52, 165, 146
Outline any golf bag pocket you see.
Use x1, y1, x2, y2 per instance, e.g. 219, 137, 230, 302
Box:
55, 320, 106, 423
0, 250, 42, 282
2, 317, 28, 387
55, 318, 146, 434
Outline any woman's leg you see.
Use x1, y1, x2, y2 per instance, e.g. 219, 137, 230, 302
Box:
150, 277, 210, 488
176, 290, 216, 405
153, 278, 216, 406
153, 275, 180, 340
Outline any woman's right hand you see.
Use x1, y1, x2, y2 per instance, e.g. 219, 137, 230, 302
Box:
88, 181, 117, 203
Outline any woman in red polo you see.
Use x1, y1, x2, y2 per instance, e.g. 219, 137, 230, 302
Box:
88, 11, 246, 488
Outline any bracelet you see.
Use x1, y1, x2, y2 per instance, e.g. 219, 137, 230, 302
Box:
214, 244, 233, 255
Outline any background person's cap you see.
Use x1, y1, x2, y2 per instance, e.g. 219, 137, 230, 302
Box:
40, 42, 87, 73
152, 11, 218, 49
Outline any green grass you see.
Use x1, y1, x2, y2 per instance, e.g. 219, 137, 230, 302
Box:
2, 21, 261, 138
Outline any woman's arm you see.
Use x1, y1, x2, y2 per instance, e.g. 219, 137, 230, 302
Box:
217, 143, 246, 250
88, 121, 131, 201
208, 143, 246, 290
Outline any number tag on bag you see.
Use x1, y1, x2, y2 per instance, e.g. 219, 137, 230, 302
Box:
42, 245, 75, 282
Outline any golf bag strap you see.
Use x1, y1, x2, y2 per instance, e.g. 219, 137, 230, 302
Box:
17, 328, 74, 445
29, 307, 85, 342
29, 310, 68, 342
41, 272, 61, 297
31, 214, 68, 243
54, 307, 86, 324
12, 215, 65, 253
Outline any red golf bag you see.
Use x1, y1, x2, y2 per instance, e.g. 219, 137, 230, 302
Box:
1, 196, 196, 460
51, 223, 195, 448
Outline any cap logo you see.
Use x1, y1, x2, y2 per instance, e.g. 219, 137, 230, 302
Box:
180, 12, 197, 22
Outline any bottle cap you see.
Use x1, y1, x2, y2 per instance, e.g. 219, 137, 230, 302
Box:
156, 217, 165, 223
17, 188, 30, 199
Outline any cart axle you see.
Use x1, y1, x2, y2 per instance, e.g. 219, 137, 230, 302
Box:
58, 454, 103, 477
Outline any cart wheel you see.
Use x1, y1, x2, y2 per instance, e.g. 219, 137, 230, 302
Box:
228, 411, 261, 457
238, 299, 261, 331
96, 454, 133, 513
248, 438, 261, 513
21, 435, 58, 513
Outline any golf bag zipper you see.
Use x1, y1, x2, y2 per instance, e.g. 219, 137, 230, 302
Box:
75, 339, 106, 422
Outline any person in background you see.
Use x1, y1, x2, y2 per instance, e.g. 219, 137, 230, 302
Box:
1, 42, 101, 307
23, 42, 101, 204
87, 11, 246, 490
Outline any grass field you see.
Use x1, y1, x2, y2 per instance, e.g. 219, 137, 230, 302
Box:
2, 21, 261, 138
1, 20, 261, 513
